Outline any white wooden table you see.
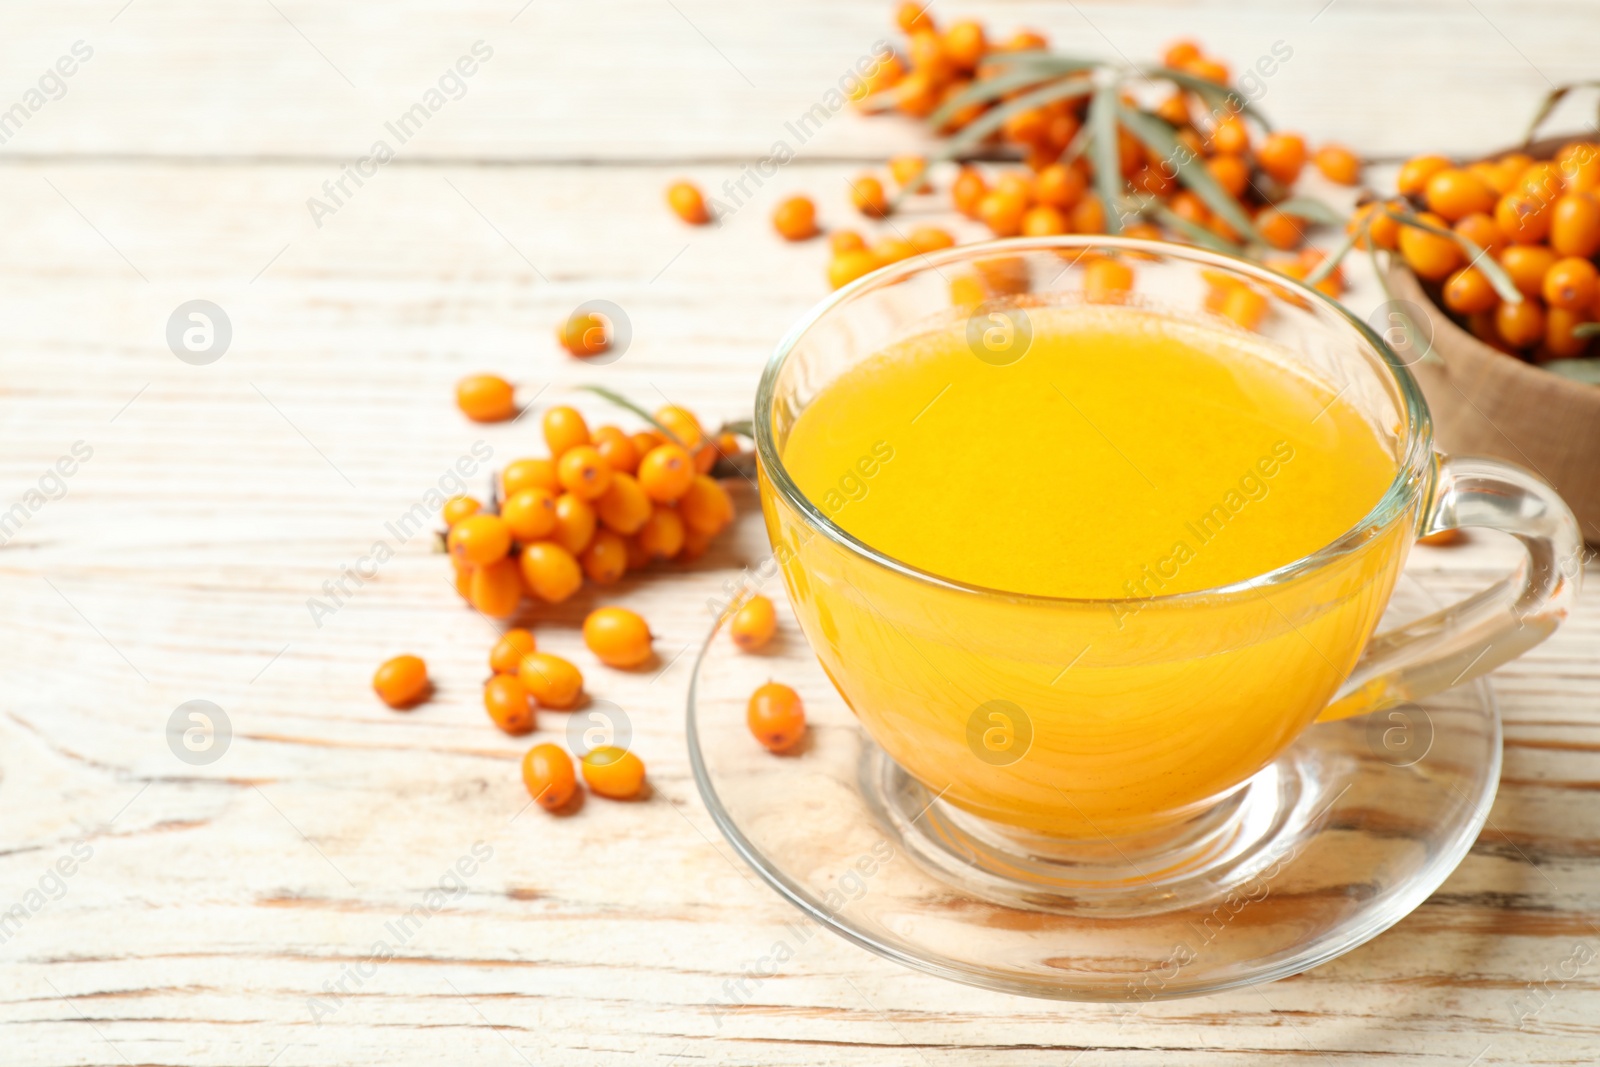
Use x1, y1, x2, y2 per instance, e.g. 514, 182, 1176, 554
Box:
3, 2, 1599, 1063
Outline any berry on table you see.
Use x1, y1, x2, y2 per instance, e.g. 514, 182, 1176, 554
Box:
581, 746, 646, 799
583, 606, 653, 668
484, 674, 535, 735
748, 682, 806, 753
730, 595, 777, 652
522, 743, 578, 810
455, 375, 516, 423
518, 651, 584, 709
373, 655, 429, 709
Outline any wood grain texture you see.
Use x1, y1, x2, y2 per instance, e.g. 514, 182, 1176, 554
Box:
2, 1, 1600, 1064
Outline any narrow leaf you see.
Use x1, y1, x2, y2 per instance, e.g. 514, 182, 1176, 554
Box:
1523, 85, 1571, 146
1270, 195, 1345, 227
1138, 198, 1244, 254
716, 418, 755, 438
1142, 66, 1274, 132
1304, 223, 1360, 286
1088, 85, 1125, 235
1543, 356, 1600, 384
1381, 207, 1523, 304
576, 385, 687, 448
1119, 103, 1260, 243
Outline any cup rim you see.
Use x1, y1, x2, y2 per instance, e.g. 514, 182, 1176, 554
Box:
754, 235, 1435, 608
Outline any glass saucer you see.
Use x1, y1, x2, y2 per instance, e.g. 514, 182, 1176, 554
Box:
685, 514, 1500, 1001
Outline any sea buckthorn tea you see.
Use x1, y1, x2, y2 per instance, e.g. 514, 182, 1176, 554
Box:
763, 303, 1410, 836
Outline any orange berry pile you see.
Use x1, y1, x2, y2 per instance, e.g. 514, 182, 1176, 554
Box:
381, 398, 748, 815
660, 13, 1357, 304
1382, 142, 1600, 362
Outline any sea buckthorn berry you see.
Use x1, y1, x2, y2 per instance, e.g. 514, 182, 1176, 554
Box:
581, 529, 629, 585
872, 236, 917, 266
1122, 221, 1164, 245
542, 405, 590, 457
977, 191, 1027, 237
519, 541, 583, 603
638, 444, 695, 502
1499, 244, 1558, 297
908, 226, 956, 254
951, 166, 988, 218
1034, 162, 1087, 210
1442, 266, 1500, 315
850, 175, 889, 218
995, 171, 1034, 203
896, 1, 933, 34
692, 441, 718, 475
1002, 107, 1049, 146
1558, 142, 1600, 192
1257, 133, 1307, 185
1256, 207, 1305, 251
1021, 204, 1067, 237
637, 505, 686, 559
502, 487, 558, 541
470, 558, 523, 619
483, 674, 535, 735
1220, 283, 1269, 331
631, 429, 666, 457
1002, 28, 1047, 52
373, 655, 429, 709
521, 743, 577, 810
1154, 91, 1190, 127
557, 311, 610, 357
1518, 162, 1564, 201
503, 457, 559, 497
490, 629, 537, 674
455, 375, 516, 423
1453, 212, 1506, 259
1496, 298, 1546, 349
679, 474, 734, 535
652, 405, 703, 450
1545, 306, 1592, 359
942, 20, 985, 70
1419, 529, 1465, 547
713, 431, 741, 458
1496, 191, 1552, 245
1129, 164, 1175, 197
1070, 194, 1108, 235
889, 154, 931, 192
581, 746, 646, 800
747, 682, 806, 753
556, 445, 612, 501
552, 493, 597, 555
828, 248, 880, 290
731, 595, 777, 652
893, 69, 941, 119
1468, 159, 1505, 194
448, 513, 512, 566
623, 534, 651, 571
452, 559, 473, 600
667, 180, 709, 224
583, 606, 653, 668
1397, 154, 1451, 198
595, 472, 652, 535
830, 230, 866, 256
1163, 39, 1201, 68
772, 195, 818, 241
1425, 168, 1497, 221
679, 525, 714, 561
591, 426, 639, 475
1543, 257, 1599, 311
907, 28, 948, 75
1084, 258, 1134, 303
1398, 212, 1464, 281
1312, 141, 1363, 185
441, 495, 480, 527
1211, 115, 1250, 156
518, 651, 584, 709
1183, 56, 1230, 85
1550, 192, 1600, 258
1206, 154, 1250, 199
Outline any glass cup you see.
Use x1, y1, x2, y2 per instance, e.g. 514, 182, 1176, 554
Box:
755, 237, 1582, 843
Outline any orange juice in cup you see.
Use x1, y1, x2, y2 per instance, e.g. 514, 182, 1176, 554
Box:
757, 239, 1580, 840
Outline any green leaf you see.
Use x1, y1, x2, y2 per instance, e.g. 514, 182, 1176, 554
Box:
1270, 196, 1345, 227
1543, 356, 1600, 384
1142, 66, 1274, 132
716, 418, 755, 438
1088, 85, 1125, 235
575, 385, 687, 448
1118, 103, 1260, 243
929, 57, 1103, 129
1135, 197, 1244, 254
1304, 223, 1360, 286
1381, 206, 1523, 304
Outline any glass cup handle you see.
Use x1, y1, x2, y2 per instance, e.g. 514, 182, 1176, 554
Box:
1317, 455, 1584, 723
